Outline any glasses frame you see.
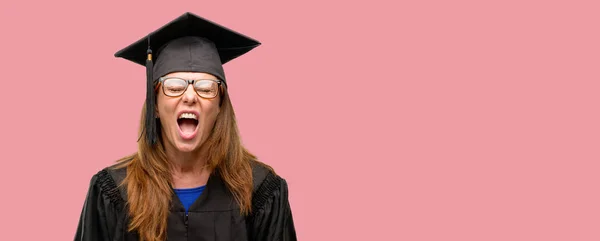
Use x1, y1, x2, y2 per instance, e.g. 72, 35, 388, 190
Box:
158, 77, 222, 99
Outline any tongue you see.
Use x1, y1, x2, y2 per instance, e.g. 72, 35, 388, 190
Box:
179, 119, 197, 134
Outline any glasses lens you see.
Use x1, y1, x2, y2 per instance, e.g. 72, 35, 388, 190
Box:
163, 78, 187, 96
194, 80, 219, 98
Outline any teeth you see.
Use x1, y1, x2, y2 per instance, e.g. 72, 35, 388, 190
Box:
178, 113, 198, 120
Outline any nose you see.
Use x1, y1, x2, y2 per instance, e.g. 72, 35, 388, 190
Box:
181, 84, 197, 104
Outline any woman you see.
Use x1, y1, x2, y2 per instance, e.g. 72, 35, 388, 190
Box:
74, 12, 297, 241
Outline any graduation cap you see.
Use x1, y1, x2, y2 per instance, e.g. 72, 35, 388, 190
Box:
114, 12, 261, 146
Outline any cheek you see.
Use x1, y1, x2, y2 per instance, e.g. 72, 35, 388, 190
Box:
156, 97, 176, 120
201, 103, 220, 126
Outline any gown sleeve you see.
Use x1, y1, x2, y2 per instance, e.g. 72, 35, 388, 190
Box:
248, 172, 297, 241
74, 170, 124, 241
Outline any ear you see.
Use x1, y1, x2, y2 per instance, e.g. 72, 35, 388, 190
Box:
218, 86, 225, 107
154, 84, 161, 117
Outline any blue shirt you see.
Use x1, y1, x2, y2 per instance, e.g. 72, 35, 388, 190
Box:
173, 185, 206, 213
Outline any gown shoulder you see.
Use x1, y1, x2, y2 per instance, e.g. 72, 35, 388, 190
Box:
74, 164, 129, 241
248, 161, 298, 241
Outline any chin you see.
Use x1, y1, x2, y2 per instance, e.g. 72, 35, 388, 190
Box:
174, 142, 200, 153
171, 134, 204, 153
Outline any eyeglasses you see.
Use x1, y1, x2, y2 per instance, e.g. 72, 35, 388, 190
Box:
158, 77, 222, 99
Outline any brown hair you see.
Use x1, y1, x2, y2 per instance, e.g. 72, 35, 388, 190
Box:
113, 85, 271, 241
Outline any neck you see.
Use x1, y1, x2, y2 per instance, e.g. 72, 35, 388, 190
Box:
167, 149, 207, 173
164, 143, 211, 189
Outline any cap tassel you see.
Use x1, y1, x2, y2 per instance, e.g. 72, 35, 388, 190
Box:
145, 38, 158, 146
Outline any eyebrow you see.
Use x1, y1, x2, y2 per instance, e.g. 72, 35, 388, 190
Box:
163, 76, 218, 80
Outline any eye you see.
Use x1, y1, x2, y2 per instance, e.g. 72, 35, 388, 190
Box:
167, 86, 185, 92
195, 81, 218, 92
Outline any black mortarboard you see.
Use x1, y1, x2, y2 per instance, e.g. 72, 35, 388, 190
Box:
114, 12, 261, 146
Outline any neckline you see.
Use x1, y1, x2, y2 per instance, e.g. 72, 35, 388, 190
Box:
173, 185, 206, 192
170, 171, 216, 212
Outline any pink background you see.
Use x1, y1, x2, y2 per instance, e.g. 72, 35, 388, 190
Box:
1, 0, 599, 240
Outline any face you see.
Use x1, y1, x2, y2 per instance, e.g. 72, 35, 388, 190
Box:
156, 72, 221, 153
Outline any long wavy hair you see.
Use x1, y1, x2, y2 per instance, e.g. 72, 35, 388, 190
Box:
113, 83, 271, 241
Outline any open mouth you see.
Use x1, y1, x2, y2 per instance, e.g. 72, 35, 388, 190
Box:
177, 112, 199, 139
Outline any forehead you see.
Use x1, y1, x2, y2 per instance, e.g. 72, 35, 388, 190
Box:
163, 72, 218, 80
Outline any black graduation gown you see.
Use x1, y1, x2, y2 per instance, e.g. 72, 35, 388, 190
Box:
74, 161, 297, 241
